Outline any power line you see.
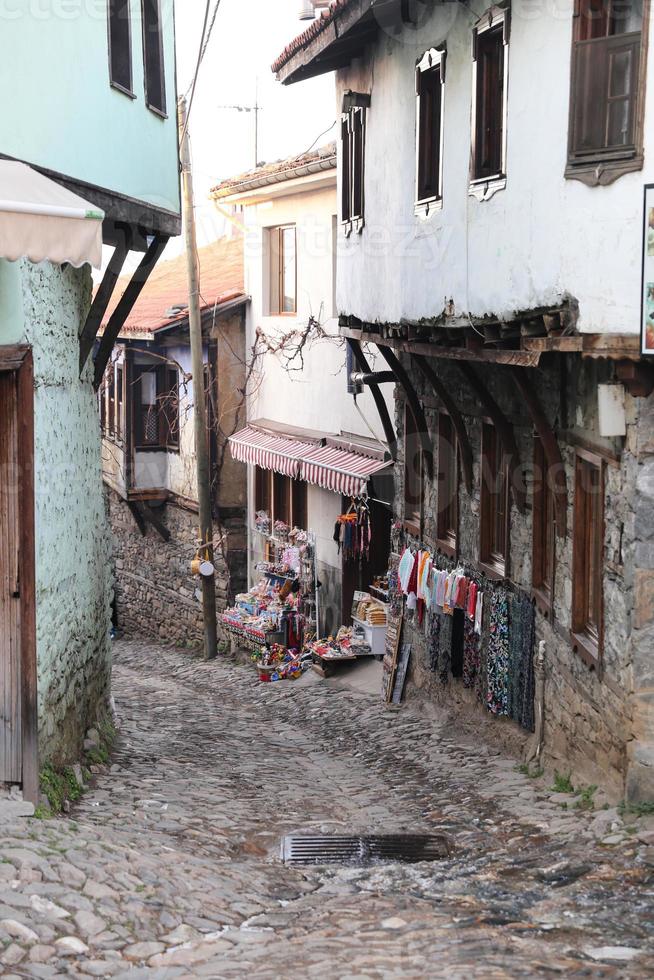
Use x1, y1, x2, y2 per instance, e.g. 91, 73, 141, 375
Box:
304, 118, 337, 155
180, 0, 222, 148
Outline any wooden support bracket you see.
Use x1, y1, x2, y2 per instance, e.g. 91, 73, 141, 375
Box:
127, 501, 147, 537
458, 361, 527, 513
616, 359, 654, 398
510, 367, 568, 537
93, 233, 169, 391
139, 503, 171, 542
346, 338, 398, 460
79, 225, 131, 376
377, 345, 434, 480
412, 354, 473, 495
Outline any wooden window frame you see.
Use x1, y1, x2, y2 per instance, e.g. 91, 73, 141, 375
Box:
479, 420, 510, 579
107, 0, 135, 99
141, 0, 167, 117
566, 0, 649, 185
132, 364, 179, 452
436, 410, 458, 557
254, 467, 308, 530
403, 403, 423, 536
341, 106, 366, 235
571, 449, 605, 670
268, 225, 297, 316
415, 47, 446, 216
532, 435, 555, 615
470, 7, 510, 201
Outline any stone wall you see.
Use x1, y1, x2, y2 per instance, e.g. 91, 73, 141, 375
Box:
393, 353, 638, 800
9, 260, 112, 764
108, 489, 244, 648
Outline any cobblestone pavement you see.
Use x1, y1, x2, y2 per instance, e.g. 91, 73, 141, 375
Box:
1, 639, 653, 979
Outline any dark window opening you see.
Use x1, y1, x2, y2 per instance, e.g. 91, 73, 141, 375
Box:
341, 107, 365, 227
404, 404, 423, 533
255, 468, 308, 530
108, 0, 133, 95
480, 421, 509, 577
572, 452, 604, 664
142, 0, 166, 115
133, 364, 178, 450
473, 23, 505, 181
436, 412, 458, 555
532, 436, 555, 603
416, 55, 444, 204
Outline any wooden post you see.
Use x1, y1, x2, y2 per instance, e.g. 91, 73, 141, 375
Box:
179, 96, 218, 661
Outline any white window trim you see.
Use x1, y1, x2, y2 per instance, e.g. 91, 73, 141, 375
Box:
415, 46, 447, 218
341, 106, 366, 236
469, 5, 510, 203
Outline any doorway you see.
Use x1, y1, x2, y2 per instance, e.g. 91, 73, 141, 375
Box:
0, 347, 38, 802
341, 496, 392, 624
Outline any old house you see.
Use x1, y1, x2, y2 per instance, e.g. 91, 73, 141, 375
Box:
100, 236, 248, 645
274, 0, 654, 801
213, 148, 395, 635
0, 2, 180, 799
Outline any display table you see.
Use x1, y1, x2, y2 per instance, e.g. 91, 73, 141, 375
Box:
351, 616, 387, 656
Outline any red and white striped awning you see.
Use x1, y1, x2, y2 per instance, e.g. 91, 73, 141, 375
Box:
228, 426, 308, 478
228, 426, 391, 497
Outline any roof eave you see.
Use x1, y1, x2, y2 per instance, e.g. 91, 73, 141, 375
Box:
212, 159, 337, 205
275, 0, 378, 85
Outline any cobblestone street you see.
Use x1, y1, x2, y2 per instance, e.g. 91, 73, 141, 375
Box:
0, 639, 653, 979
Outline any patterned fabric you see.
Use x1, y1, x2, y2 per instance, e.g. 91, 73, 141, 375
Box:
438, 614, 453, 684
463, 615, 481, 690
508, 592, 536, 732
428, 612, 441, 673
486, 591, 510, 716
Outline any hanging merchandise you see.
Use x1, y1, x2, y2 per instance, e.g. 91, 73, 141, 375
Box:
462, 616, 481, 690
486, 591, 511, 717
333, 496, 372, 562
508, 592, 537, 733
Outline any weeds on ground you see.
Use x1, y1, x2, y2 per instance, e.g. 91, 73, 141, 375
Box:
516, 763, 545, 779
575, 784, 598, 811
619, 800, 654, 818
551, 771, 574, 794
37, 764, 84, 818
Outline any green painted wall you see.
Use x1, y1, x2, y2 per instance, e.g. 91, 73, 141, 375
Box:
1, 1, 180, 216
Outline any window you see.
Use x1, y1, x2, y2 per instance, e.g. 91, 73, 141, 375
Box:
254, 468, 308, 529
341, 106, 366, 232
416, 47, 446, 213
133, 365, 178, 450
436, 412, 458, 555
480, 421, 509, 577
142, 0, 166, 115
567, 0, 646, 179
404, 405, 423, 533
116, 366, 124, 442
108, 0, 133, 96
572, 451, 604, 666
269, 226, 297, 315
471, 10, 509, 193
107, 368, 116, 439
532, 436, 555, 608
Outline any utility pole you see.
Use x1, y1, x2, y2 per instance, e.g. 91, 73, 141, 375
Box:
178, 95, 218, 661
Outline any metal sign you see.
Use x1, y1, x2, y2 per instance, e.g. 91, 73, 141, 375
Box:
641, 183, 654, 355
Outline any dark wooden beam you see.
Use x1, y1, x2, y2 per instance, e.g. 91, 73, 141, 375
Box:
93, 234, 169, 391
616, 359, 654, 397
458, 362, 527, 513
377, 345, 433, 480
510, 367, 567, 536
412, 354, 474, 495
340, 326, 541, 366
346, 339, 397, 461
127, 501, 147, 536
138, 503, 171, 542
79, 226, 132, 375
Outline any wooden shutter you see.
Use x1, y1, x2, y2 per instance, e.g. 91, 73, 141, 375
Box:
352, 109, 365, 221
417, 64, 443, 202
142, 0, 166, 114
341, 116, 351, 222
0, 373, 22, 783
108, 0, 133, 94
474, 25, 505, 180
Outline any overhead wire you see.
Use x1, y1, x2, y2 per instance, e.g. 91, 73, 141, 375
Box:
180, 0, 223, 148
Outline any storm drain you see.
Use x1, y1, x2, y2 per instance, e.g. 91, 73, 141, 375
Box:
281, 834, 450, 867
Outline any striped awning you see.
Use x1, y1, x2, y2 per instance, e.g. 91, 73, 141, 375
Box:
228, 425, 391, 497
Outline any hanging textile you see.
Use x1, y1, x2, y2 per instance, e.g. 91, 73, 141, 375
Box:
462, 616, 481, 690
428, 611, 441, 673
508, 592, 536, 732
486, 591, 510, 716
333, 497, 372, 561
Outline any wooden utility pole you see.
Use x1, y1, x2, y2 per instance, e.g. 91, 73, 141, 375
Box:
178, 95, 218, 660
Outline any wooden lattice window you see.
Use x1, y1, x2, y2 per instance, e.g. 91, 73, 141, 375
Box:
480, 421, 510, 577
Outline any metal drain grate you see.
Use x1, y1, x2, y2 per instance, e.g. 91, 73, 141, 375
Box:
281, 834, 450, 866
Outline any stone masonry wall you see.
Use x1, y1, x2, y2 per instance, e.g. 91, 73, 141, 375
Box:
21, 261, 113, 764
394, 353, 636, 800
108, 489, 241, 648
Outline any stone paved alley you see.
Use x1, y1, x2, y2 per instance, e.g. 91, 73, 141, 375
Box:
1, 640, 653, 979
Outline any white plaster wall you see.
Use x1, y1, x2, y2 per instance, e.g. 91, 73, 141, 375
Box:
335, 3, 654, 334
243, 184, 395, 437
0, 259, 112, 761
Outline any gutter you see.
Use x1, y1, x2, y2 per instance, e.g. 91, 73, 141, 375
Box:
212, 156, 336, 201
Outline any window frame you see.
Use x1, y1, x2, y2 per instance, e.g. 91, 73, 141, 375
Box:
132, 363, 179, 452
479, 420, 510, 579
403, 404, 423, 536
341, 106, 366, 235
268, 225, 297, 316
253, 467, 308, 530
435, 410, 458, 557
107, 0, 135, 99
532, 435, 555, 614
470, 7, 510, 201
141, 0, 167, 118
566, 0, 649, 184
571, 449, 605, 670
415, 46, 446, 216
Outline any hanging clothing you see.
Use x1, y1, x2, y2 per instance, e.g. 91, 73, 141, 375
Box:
486, 591, 510, 717
398, 549, 415, 593
463, 615, 481, 690
508, 592, 536, 733
474, 591, 484, 636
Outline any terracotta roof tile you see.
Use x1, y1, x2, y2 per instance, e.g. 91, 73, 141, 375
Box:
211, 143, 336, 199
271, 0, 355, 74
102, 235, 245, 337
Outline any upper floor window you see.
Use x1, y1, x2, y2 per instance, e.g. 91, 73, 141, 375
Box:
254, 468, 308, 530
404, 404, 423, 534
571, 450, 604, 668
480, 420, 509, 578
142, 0, 166, 116
341, 104, 366, 233
134, 364, 178, 450
567, 0, 647, 181
268, 225, 297, 315
532, 436, 555, 610
100, 361, 122, 443
108, 0, 134, 96
471, 9, 509, 198
415, 47, 446, 215
436, 411, 458, 556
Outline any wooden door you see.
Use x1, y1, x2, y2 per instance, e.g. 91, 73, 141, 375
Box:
0, 372, 22, 782
0, 347, 37, 801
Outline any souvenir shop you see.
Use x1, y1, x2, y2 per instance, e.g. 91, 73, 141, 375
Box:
393, 547, 536, 731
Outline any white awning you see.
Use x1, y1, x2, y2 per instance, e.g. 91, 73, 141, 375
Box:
0, 162, 104, 269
